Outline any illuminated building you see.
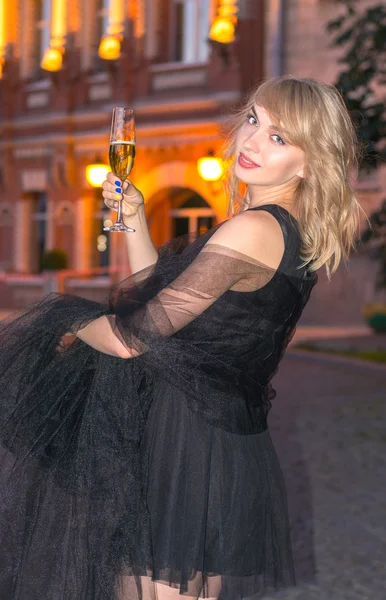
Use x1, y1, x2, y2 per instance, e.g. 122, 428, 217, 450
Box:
0, 0, 263, 282
0, 1, 383, 322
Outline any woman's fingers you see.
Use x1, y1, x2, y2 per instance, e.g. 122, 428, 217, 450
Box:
106, 172, 121, 185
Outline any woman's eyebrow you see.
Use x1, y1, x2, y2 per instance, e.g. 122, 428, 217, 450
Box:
269, 123, 289, 138
252, 105, 290, 138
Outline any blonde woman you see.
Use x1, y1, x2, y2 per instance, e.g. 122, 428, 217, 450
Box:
0, 76, 360, 600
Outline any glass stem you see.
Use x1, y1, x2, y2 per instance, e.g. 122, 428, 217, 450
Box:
117, 197, 124, 224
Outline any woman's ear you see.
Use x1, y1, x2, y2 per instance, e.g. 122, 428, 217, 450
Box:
296, 166, 305, 179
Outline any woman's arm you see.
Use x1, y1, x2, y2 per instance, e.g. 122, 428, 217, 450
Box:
75, 316, 136, 359
123, 204, 159, 275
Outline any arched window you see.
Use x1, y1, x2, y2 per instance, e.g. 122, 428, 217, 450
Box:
169, 189, 216, 236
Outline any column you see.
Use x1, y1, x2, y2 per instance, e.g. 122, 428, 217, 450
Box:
108, 0, 125, 36
74, 196, 93, 271
51, 0, 67, 48
0, 0, 6, 77
14, 198, 33, 273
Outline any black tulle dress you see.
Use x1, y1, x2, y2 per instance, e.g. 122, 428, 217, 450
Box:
0, 204, 317, 600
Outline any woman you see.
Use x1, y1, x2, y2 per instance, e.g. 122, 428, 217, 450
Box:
0, 76, 360, 600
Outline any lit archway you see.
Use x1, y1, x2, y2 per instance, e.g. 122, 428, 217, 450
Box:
135, 161, 228, 222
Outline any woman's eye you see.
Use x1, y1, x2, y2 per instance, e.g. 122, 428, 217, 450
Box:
272, 134, 285, 146
247, 114, 258, 126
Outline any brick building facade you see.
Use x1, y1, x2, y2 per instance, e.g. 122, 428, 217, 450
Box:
0, 0, 264, 279
0, 0, 385, 322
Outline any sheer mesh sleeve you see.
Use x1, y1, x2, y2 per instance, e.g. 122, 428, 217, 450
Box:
108, 243, 276, 357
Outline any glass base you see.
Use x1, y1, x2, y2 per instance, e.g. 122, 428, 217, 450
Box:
103, 222, 135, 233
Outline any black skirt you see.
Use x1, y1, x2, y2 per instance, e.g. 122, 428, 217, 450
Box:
136, 376, 295, 599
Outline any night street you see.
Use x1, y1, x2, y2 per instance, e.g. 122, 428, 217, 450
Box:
266, 352, 386, 600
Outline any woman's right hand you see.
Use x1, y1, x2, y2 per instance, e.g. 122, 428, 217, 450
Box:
102, 172, 144, 219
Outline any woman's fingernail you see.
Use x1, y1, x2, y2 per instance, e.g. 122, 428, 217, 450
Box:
115, 187, 122, 193
114, 180, 121, 186
115, 194, 121, 200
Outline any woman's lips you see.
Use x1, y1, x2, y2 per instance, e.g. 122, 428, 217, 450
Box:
238, 152, 261, 169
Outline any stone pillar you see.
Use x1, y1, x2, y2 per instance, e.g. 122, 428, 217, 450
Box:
74, 195, 93, 271
14, 198, 33, 272
51, 0, 67, 47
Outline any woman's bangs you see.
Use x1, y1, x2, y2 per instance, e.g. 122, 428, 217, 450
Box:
253, 80, 308, 148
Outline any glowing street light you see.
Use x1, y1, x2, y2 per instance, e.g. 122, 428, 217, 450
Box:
209, 0, 238, 45
209, 17, 235, 45
86, 162, 110, 188
98, 35, 121, 61
197, 154, 225, 182
41, 47, 63, 72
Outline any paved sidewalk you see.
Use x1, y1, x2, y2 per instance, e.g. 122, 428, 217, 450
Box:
264, 353, 386, 600
292, 325, 386, 354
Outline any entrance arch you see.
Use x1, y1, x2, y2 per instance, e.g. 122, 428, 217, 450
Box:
112, 161, 229, 265
146, 187, 217, 246
135, 160, 228, 221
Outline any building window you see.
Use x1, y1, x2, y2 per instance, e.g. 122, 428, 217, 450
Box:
33, 0, 51, 69
171, 0, 211, 63
170, 193, 215, 236
31, 191, 48, 271
0, 205, 13, 270
96, 0, 110, 47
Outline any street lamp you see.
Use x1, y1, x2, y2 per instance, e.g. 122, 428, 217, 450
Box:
197, 152, 225, 182
86, 161, 110, 188
98, 35, 121, 61
209, 0, 238, 44
41, 46, 64, 72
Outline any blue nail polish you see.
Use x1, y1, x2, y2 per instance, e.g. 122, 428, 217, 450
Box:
114, 180, 121, 186
115, 187, 122, 193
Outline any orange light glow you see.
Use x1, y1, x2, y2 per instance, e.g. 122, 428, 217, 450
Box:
86, 163, 110, 188
197, 156, 224, 182
0, 0, 6, 78
209, 0, 238, 45
98, 35, 121, 61
51, 0, 66, 48
41, 47, 63, 72
209, 17, 235, 44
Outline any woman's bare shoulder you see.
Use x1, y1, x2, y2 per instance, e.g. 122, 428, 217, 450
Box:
204, 209, 285, 269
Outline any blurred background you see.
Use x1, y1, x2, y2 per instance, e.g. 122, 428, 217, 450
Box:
0, 0, 385, 332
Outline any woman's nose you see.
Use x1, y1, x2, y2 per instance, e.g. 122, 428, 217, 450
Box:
243, 131, 260, 154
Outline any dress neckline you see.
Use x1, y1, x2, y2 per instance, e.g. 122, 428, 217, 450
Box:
245, 203, 299, 226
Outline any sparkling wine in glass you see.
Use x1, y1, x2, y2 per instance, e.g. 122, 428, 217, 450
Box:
104, 107, 136, 233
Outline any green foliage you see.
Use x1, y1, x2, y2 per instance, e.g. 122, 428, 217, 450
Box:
360, 199, 386, 289
40, 248, 68, 271
327, 1, 386, 170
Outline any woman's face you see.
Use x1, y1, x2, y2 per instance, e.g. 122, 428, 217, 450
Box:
234, 104, 305, 188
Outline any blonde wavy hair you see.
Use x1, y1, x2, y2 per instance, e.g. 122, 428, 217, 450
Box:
223, 75, 362, 276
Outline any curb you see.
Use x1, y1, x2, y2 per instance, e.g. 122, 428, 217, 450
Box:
287, 348, 386, 373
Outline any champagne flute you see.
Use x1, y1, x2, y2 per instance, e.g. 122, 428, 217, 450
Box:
104, 107, 136, 233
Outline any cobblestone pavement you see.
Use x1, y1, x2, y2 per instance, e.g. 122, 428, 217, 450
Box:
264, 352, 386, 600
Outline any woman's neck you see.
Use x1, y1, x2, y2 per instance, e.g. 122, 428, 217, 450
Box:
245, 178, 299, 210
